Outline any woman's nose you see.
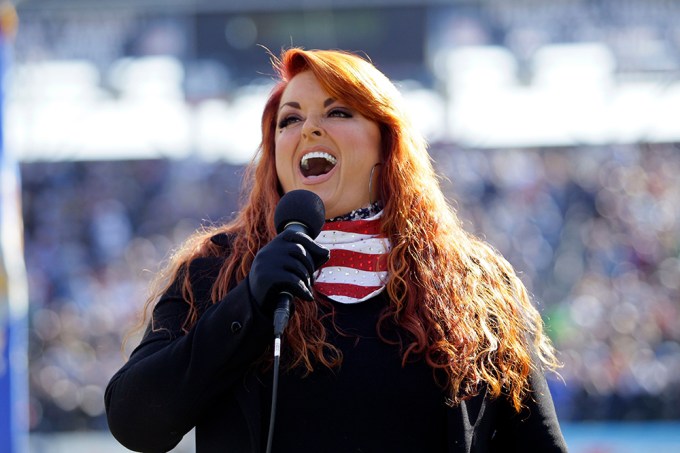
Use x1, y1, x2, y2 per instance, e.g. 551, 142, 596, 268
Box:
302, 118, 324, 138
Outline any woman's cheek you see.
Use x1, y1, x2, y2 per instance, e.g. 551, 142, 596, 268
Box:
274, 151, 294, 193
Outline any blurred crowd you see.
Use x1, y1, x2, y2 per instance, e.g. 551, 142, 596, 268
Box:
21, 142, 680, 431
14, 0, 680, 91
431, 143, 680, 421
484, 0, 680, 73
21, 159, 244, 430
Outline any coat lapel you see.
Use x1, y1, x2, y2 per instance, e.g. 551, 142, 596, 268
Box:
446, 388, 489, 453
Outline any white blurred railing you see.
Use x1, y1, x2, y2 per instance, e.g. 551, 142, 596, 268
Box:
8, 43, 680, 164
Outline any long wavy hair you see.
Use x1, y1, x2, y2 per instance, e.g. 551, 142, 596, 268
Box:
141, 48, 560, 411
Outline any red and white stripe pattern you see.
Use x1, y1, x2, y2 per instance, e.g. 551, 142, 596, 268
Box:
313, 212, 391, 304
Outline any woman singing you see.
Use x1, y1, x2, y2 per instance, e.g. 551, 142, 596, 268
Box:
106, 48, 568, 452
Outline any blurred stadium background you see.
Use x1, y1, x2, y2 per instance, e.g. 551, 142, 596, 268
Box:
2, 0, 680, 451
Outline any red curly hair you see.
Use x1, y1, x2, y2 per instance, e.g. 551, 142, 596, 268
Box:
142, 48, 559, 411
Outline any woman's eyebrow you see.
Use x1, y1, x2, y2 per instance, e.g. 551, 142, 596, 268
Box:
279, 98, 337, 112
279, 101, 300, 111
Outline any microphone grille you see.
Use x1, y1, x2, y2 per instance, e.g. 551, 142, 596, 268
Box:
274, 190, 326, 237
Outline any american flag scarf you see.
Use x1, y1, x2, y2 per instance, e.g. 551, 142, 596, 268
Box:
313, 210, 391, 304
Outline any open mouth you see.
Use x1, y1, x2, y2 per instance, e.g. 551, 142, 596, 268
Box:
300, 151, 337, 178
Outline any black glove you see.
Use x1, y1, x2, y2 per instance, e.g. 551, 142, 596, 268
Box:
248, 229, 330, 311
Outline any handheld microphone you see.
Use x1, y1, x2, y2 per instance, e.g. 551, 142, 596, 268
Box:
266, 190, 325, 453
272, 190, 325, 337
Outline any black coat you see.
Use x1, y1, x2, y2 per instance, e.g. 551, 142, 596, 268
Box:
105, 239, 568, 453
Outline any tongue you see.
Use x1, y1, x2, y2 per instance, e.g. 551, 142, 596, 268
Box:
301, 158, 335, 177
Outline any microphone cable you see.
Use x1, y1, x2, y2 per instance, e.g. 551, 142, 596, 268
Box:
265, 295, 292, 453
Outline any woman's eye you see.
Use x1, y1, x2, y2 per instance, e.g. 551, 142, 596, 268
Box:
328, 108, 352, 118
278, 116, 300, 129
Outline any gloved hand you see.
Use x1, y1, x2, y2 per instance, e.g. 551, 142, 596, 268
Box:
248, 229, 330, 311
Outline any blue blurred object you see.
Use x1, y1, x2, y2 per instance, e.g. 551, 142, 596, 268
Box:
1, 3, 29, 452
562, 422, 680, 453
20, 422, 680, 452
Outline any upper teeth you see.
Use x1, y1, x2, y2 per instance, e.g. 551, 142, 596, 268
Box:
301, 151, 337, 167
